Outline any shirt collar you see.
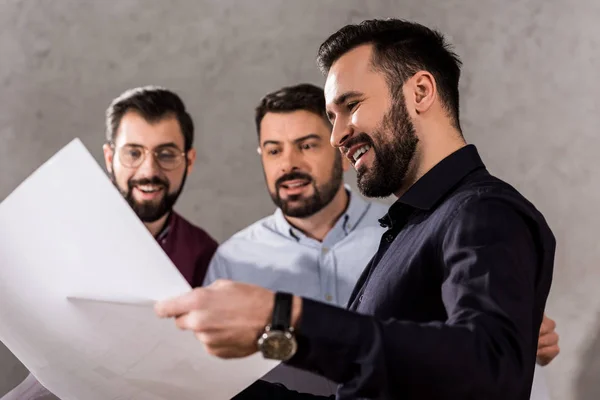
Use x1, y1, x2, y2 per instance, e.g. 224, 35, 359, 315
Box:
274, 184, 372, 243
380, 144, 485, 227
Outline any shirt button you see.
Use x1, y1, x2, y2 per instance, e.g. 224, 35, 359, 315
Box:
384, 233, 394, 243
322, 247, 329, 254
325, 294, 333, 302
359, 295, 364, 302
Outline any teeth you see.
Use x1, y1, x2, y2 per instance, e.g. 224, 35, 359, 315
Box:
138, 184, 161, 193
288, 182, 306, 188
284, 181, 308, 188
352, 145, 371, 162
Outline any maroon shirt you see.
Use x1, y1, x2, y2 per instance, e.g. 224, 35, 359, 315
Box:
156, 212, 218, 288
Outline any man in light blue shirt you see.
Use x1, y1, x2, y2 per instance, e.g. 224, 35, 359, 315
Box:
203, 83, 559, 398
204, 83, 388, 395
205, 186, 385, 306
204, 83, 388, 307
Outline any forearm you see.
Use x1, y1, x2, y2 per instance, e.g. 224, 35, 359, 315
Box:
288, 298, 532, 399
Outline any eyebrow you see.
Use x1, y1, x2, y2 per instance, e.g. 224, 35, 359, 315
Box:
261, 134, 322, 147
154, 142, 180, 150
124, 142, 182, 151
332, 90, 363, 106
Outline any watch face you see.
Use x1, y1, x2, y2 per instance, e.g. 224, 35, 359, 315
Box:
258, 330, 297, 361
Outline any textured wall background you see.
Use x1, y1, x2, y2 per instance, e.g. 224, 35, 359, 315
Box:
1, 0, 598, 399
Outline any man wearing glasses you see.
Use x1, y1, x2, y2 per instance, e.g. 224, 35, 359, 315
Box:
1, 86, 218, 400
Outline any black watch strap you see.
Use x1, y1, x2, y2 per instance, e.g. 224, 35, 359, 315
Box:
271, 292, 293, 331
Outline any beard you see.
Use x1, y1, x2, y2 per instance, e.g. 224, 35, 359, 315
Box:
110, 167, 186, 223
269, 153, 344, 218
353, 94, 419, 198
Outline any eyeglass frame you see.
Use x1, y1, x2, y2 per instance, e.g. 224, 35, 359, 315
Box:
108, 141, 188, 171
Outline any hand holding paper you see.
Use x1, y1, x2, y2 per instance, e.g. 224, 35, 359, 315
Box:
155, 279, 277, 359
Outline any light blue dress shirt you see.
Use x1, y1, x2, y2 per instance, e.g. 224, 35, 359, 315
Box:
203, 186, 389, 307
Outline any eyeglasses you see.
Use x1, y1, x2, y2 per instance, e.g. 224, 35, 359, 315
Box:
112, 143, 186, 171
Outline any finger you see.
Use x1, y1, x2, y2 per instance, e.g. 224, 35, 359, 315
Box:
193, 331, 259, 358
538, 344, 560, 357
174, 310, 205, 331
194, 332, 234, 357
539, 317, 556, 335
211, 347, 256, 359
538, 332, 559, 348
537, 356, 551, 366
200, 341, 257, 359
194, 328, 238, 345
537, 345, 560, 365
537, 345, 560, 361
155, 288, 204, 318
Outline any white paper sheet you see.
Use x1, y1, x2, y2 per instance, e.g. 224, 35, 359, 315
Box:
0, 139, 278, 400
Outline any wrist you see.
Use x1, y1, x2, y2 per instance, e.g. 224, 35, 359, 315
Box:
257, 292, 299, 361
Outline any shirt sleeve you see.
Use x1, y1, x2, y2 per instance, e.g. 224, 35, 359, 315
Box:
286, 197, 545, 399
201, 247, 230, 286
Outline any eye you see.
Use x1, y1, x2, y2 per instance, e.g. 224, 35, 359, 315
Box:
326, 112, 336, 124
267, 148, 280, 156
347, 101, 359, 111
156, 149, 178, 161
124, 147, 142, 159
300, 142, 317, 150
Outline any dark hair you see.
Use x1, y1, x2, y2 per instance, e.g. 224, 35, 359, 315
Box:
317, 19, 462, 130
255, 83, 331, 136
105, 86, 195, 151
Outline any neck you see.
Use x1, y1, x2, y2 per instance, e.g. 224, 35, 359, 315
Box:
145, 212, 171, 238
284, 185, 349, 242
394, 123, 466, 198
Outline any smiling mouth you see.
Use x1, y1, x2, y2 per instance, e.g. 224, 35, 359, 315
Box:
135, 184, 164, 194
280, 179, 311, 189
348, 144, 372, 164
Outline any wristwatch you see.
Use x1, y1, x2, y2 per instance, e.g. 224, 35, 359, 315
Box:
257, 291, 298, 361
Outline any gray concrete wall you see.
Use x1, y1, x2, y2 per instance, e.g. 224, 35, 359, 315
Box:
0, 1, 597, 398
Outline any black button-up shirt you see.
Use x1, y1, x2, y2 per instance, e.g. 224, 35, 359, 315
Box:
236, 145, 555, 400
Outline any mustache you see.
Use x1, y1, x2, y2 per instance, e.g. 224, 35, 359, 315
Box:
341, 133, 374, 154
275, 171, 313, 189
128, 176, 169, 188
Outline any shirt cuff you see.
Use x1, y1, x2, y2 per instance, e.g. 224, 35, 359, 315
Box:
286, 297, 369, 377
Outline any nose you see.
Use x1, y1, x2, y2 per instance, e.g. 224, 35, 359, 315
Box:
279, 147, 302, 174
136, 151, 161, 177
330, 118, 353, 149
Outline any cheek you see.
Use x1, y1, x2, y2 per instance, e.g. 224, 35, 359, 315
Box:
112, 166, 133, 188
307, 153, 332, 180
262, 162, 279, 190
352, 106, 381, 133
165, 170, 184, 190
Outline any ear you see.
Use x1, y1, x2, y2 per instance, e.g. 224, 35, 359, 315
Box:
185, 148, 197, 174
409, 71, 436, 115
103, 143, 114, 174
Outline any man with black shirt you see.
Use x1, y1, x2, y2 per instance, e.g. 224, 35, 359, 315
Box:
156, 20, 556, 400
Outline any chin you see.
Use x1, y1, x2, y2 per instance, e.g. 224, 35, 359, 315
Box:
136, 196, 163, 204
